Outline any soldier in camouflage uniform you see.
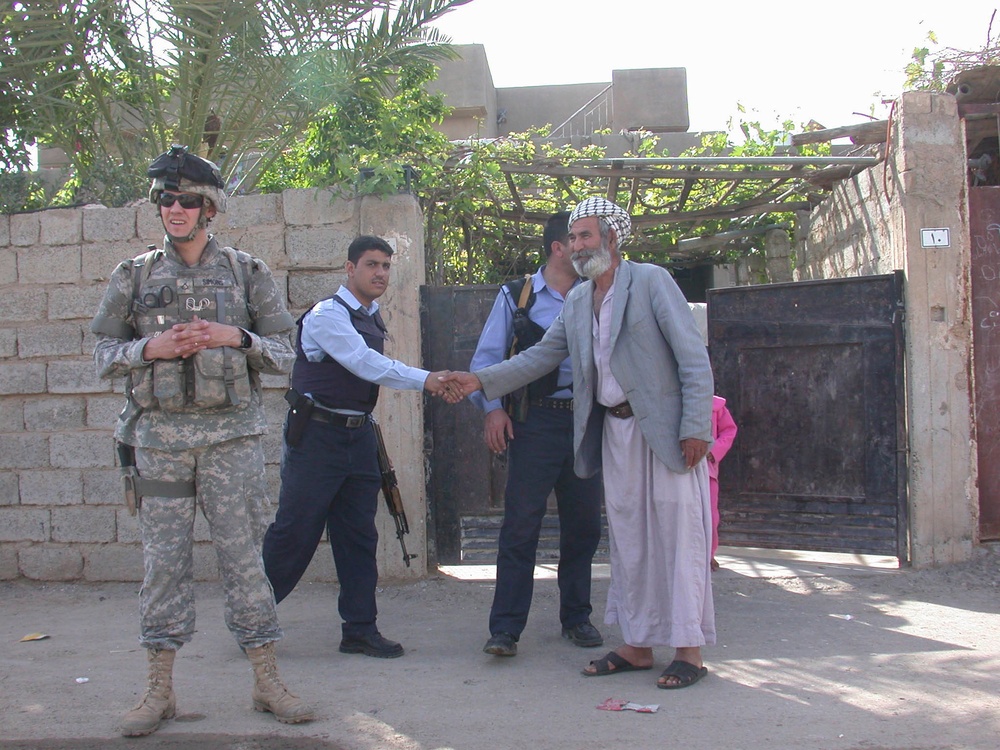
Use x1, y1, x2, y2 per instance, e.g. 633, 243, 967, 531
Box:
91, 145, 314, 736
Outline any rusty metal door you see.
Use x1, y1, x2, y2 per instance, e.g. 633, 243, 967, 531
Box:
707, 273, 907, 559
422, 285, 507, 564
969, 187, 1000, 540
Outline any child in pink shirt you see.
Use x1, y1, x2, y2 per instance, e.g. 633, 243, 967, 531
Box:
709, 395, 738, 571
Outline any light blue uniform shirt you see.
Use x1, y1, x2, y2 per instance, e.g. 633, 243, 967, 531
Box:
469, 266, 578, 413
300, 286, 429, 402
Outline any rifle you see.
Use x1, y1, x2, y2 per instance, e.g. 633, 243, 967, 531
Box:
371, 418, 417, 567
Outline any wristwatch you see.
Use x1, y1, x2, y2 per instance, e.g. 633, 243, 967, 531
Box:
239, 329, 252, 350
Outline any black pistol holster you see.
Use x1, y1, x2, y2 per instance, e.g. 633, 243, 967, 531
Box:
284, 388, 314, 446
116, 441, 140, 516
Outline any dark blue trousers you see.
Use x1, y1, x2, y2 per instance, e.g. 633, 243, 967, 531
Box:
489, 404, 604, 638
262, 415, 382, 639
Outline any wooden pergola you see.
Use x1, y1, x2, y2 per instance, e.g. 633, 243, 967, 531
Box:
471, 120, 889, 266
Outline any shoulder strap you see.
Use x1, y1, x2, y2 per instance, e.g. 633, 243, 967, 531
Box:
502, 273, 535, 312
131, 247, 164, 306
221, 246, 252, 308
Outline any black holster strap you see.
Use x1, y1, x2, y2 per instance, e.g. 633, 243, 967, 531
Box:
135, 478, 196, 498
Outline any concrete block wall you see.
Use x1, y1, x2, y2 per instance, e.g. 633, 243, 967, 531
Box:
0, 190, 428, 582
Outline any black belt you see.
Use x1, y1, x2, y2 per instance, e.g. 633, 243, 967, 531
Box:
607, 401, 634, 419
529, 397, 574, 411
310, 409, 370, 428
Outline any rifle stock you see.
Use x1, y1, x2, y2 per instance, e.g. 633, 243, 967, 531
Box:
372, 419, 417, 567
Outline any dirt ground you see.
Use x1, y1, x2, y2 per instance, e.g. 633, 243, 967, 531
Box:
3, 545, 1000, 750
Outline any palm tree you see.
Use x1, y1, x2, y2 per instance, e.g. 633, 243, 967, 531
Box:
1, 0, 469, 202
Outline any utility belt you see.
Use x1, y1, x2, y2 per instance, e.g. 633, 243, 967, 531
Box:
283, 388, 370, 445
528, 396, 574, 411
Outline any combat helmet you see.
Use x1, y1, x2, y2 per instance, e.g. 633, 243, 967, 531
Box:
148, 145, 227, 213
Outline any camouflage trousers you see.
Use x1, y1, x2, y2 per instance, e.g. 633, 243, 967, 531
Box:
135, 434, 281, 650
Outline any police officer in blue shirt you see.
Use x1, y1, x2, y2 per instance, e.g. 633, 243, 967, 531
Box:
263, 235, 451, 658
471, 212, 605, 657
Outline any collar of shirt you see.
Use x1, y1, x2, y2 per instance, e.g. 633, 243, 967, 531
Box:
330, 285, 379, 316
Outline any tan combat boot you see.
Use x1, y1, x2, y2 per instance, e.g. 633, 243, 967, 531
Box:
120, 647, 177, 737
246, 642, 315, 724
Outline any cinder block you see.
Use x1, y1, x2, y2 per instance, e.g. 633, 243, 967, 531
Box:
0, 471, 18, 505
81, 241, 141, 281
0, 434, 49, 469
260, 373, 290, 392
0, 363, 47, 395
0, 247, 15, 284
82, 542, 144, 582
20, 544, 84, 580
0, 328, 17, 358
48, 359, 110, 394
0, 214, 9, 246
50, 432, 114, 469
115, 507, 140, 543
288, 270, 346, 309
261, 431, 283, 467
282, 188, 356, 227
137, 205, 163, 244
0, 287, 48, 323
285, 226, 352, 268
9, 212, 40, 246
82, 205, 138, 242
0, 543, 18, 579
193, 541, 221, 581
221, 193, 282, 229
18, 245, 82, 284
52, 505, 116, 542
86, 394, 124, 429
39, 208, 83, 246
265, 464, 280, 501
0, 507, 49, 541
218, 225, 286, 270
0, 398, 23, 432
84, 468, 121, 505
48, 284, 107, 321
20, 469, 83, 506
23, 396, 86, 431
18, 323, 83, 358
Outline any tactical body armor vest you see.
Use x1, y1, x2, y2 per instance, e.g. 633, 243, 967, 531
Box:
290, 295, 387, 412
126, 244, 254, 413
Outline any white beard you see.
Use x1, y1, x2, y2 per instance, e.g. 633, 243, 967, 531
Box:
572, 243, 613, 279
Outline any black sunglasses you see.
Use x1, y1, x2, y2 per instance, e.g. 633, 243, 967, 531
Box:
158, 192, 205, 209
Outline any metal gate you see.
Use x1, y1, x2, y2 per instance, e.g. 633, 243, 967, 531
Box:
707, 273, 908, 560
969, 186, 1000, 540
422, 285, 506, 565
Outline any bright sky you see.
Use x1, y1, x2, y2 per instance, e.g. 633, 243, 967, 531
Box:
432, 0, 1000, 134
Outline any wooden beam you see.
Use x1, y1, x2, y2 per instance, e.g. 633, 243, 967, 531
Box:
504, 172, 524, 215
790, 121, 888, 146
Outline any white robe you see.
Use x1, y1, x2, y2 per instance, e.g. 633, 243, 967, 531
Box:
594, 283, 716, 648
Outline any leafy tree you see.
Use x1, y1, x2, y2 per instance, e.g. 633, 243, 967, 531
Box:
0, 0, 469, 206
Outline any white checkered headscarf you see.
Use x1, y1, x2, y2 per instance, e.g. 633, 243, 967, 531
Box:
568, 197, 631, 248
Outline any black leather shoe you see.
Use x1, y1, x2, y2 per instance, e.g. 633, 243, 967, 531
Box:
339, 632, 404, 658
483, 632, 518, 657
561, 621, 604, 648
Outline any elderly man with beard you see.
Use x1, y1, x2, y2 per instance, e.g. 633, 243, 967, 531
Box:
442, 197, 716, 690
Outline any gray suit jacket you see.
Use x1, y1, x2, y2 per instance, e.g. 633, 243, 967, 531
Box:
477, 260, 713, 477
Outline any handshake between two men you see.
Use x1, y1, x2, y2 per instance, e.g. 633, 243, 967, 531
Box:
430, 371, 482, 403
